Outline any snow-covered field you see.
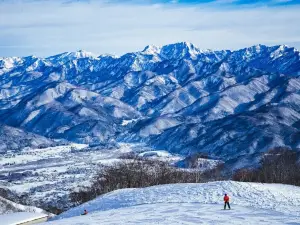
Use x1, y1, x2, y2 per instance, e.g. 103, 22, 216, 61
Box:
43, 181, 300, 224
0, 143, 184, 208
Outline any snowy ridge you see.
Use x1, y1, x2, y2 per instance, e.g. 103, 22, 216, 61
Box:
0, 124, 58, 153
48, 181, 300, 224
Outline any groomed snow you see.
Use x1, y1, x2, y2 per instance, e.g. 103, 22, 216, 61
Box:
1, 212, 47, 225
43, 203, 299, 225
49, 181, 300, 224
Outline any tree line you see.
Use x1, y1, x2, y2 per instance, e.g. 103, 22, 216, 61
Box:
70, 158, 224, 205
233, 147, 300, 186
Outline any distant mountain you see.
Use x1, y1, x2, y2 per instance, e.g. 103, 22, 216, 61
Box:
1, 42, 300, 167
0, 124, 58, 153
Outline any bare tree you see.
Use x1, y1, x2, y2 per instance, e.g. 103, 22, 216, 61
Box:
233, 147, 300, 186
70, 158, 224, 205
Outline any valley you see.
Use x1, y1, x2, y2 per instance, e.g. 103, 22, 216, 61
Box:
0, 143, 187, 210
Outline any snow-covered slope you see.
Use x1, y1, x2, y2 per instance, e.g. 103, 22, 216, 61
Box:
1, 81, 140, 144
46, 203, 300, 225
0, 43, 300, 167
44, 203, 300, 225
0, 196, 45, 215
0, 185, 50, 216
46, 181, 300, 224
0, 124, 58, 153
1, 212, 48, 225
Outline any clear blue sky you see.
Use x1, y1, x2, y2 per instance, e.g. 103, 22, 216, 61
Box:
0, 0, 299, 57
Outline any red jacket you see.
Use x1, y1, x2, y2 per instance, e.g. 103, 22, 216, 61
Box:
224, 195, 229, 202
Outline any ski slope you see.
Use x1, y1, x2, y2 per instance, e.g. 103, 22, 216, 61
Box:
45, 181, 300, 224
43, 203, 300, 225
1, 212, 48, 225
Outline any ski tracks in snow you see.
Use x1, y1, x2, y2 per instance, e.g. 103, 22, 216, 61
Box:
52, 181, 300, 222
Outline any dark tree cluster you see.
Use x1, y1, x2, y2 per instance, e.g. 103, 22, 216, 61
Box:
233, 147, 300, 186
70, 158, 224, 205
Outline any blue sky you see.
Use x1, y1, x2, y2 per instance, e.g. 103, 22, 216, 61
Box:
70, 0, 299, 6
0, 0, 299, 57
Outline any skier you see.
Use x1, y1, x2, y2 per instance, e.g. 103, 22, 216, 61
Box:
223, 193, 231, 210
81, 209, 88, 215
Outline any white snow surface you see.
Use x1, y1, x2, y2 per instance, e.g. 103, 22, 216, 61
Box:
1, 212, 47, 225
46, 181, 300, 224
44, 203, 299, 225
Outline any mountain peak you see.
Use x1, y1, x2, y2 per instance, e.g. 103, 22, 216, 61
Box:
69, 50, 97, 58
46, 50, 97, 63
159, 41, 202, 59
142, 45, 161, 55
163, 41, 196, 49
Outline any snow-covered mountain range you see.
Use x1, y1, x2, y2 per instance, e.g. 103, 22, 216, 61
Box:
1, 42, 300, 167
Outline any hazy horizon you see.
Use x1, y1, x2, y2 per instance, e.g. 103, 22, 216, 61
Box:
1, 0, 299, 57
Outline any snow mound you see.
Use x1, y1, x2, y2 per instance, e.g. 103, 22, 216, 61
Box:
138, 150, 173, 158
52, 181, 300, 222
